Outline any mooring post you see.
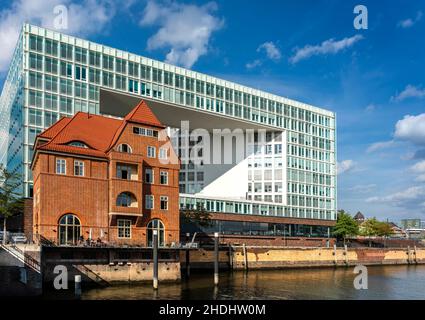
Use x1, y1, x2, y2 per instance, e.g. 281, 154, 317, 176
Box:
19, 267, 27, 284
214, 232, 219, 286
414, 245, 418, 264
333, 244, 337, 266
344, 244, 348, 266
243, 243, 248, 271
228, 243, 233, 270
407, 246, 411, 264
185, 233, 190, 278
153, 230, 159, 290
75, 275, 81, 297
326, 227, 330, 248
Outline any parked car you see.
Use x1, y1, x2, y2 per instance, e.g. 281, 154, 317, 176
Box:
11, 233, 27, 244
0, 231, 10, 242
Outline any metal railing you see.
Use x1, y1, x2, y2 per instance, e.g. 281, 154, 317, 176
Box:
0, 243, 41, 273
34, 234, 197, 249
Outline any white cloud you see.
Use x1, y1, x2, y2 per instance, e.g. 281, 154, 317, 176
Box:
140, 1, 224, 69
365, 104, 376, 112
289, 34, 363, 64
366, 186, 425, 212
398, 11, 423, 28
348, 184, 377, 193
394, 113, 425, 145
257, 41, 281, 60
0, 0, 118, 73
337, 160, 355, 175
366, 140, 395, 153
391, 84, 425, 102
410, 160, 425, 173
245, 59, 262, 70
415, 174, 425, 182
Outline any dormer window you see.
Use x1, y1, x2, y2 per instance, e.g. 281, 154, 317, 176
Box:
133, 126, 158, 138
68, 141, 88, 148
117, 143, 132, 153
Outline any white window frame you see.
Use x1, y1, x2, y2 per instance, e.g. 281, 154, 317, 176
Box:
160, 171, 168, 185
118, 144, 132, 153
117, 219, 131, 239
74, 160, 84, 176
147, 146, 156, 158
145, 195, 154, 209
159, 147, 168, 160
160, 196, 168, 210
56, 158, 66, 175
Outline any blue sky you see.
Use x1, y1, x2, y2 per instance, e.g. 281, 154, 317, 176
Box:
1, 0, 425, 222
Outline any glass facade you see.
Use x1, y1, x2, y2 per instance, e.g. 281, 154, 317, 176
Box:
0, 24, 337, 221
0, 29, 25, 195
182, 219, 331, 238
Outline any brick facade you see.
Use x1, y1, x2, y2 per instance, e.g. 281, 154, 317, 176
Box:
32, 101, 180, 246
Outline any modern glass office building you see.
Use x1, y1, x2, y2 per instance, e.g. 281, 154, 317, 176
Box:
0, 24, 337, 222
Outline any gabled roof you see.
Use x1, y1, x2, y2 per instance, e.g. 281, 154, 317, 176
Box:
107, 100, 165, 151
124, 100, 165, 129
354, 211, 365, 220
34, 100, 165, 160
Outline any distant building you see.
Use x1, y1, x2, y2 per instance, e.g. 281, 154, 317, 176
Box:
354, 211, 365, 224
400, 219, 422, 230
388, 222, 406, 238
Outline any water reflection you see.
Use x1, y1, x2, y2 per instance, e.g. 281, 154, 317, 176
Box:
74, 265, 425, 300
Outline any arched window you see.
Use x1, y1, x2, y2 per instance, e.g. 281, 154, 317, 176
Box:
147, 219, 165, 247
117, 143, 132, 153
58, 214, 81, 245
116, 192, 137, 207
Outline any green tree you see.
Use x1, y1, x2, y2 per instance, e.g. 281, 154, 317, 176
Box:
360, 217, 393, 237
375, 221, 393, 237
360, 217, 379, 237
180, 205, 212, 228
333, 210, 359, 245
359, 218, 393, 247
0, 165, 24, 244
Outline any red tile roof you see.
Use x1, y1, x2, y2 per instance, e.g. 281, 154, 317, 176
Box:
125, 100, 165, 128
38, 117, 71, 139
35, 100, 164, 159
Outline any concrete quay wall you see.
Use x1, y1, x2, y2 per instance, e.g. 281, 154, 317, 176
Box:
183, 246, 425, 270
232, 246, 425, 269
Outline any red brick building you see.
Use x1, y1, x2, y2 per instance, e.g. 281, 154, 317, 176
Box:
31, 100, 180, 247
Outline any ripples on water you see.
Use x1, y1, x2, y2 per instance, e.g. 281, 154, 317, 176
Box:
47, 265, 425, 300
